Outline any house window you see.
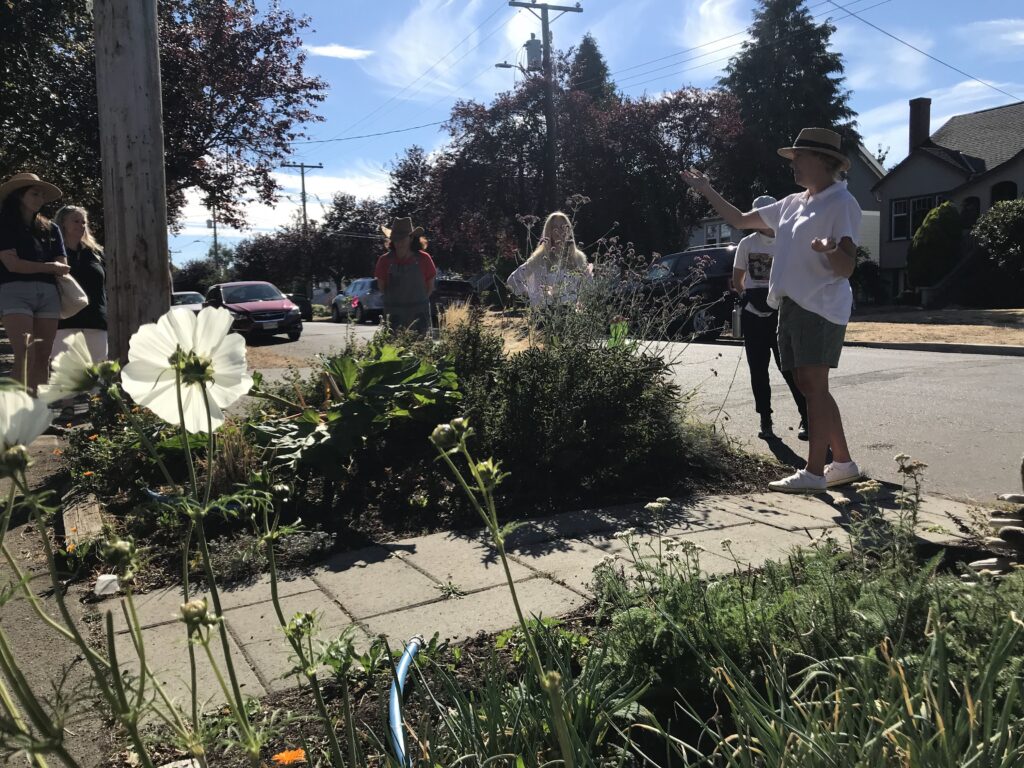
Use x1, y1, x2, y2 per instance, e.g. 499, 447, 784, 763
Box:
704, 222, 732, 245
891, 199, 909, 240
991, 181, 1018, 206
892, 195, 939, 241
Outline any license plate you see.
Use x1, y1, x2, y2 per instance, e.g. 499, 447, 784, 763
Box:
261, 321, 278, 330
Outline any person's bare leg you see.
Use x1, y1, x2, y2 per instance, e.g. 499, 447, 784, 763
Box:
794, 365, 851, 476
2, 314, 33, 387
29, 316, 59, 393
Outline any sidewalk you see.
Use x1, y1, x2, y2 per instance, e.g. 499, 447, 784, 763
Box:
106, 488, 979, 704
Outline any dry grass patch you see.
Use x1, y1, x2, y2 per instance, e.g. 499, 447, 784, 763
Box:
439, 302, 535, 353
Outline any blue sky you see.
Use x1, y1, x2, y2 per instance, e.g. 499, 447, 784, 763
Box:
169, 0, 1024, 264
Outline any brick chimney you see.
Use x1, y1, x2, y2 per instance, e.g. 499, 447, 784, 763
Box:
909, 97, 932, 153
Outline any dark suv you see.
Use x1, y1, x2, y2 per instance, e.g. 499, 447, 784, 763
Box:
641, 245, 736, 341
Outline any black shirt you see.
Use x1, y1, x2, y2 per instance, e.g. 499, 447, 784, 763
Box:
59, 244, 107, 330
0, 219, 64, 286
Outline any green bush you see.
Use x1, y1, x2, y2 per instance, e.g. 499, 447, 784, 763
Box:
972, 199, 1024, 305
907, 201, 963, 287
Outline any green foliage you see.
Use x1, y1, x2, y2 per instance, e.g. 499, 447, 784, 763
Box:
719, 0, 858, 200
850, 246, 886, 304
567, 33, 617, 104
462, 343, 689, 504
907, 201, 963, 287
250, 343, 460, 475
972, 199, 1024, 304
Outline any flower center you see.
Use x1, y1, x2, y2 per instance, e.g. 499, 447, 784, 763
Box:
169, 348, 213, 386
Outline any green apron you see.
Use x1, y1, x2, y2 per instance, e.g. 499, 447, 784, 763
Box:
383, 255, 431, 333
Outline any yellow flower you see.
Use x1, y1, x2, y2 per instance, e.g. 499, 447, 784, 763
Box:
66, 542, 76, 554
272, 748, 307, 765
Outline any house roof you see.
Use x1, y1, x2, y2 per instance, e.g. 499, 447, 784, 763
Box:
873, 100, 1024, 192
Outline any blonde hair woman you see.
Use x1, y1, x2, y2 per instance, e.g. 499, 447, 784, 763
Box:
51, 205, 107, 364
507, 211, 591, 308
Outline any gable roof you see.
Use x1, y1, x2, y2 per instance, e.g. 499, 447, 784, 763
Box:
873, 100, 1024, 192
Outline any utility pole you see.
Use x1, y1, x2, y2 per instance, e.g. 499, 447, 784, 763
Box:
508, 2, 582, 211
282, 162, 322, 297
93, 0, 170, 361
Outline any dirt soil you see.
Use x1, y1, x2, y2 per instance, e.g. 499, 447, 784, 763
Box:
847, 307, 1024, 346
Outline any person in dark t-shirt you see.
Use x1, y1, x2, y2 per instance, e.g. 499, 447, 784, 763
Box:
53, 205, 107, 363
0, 173, 70, 392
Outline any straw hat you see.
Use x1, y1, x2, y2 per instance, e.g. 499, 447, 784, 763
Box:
777, 128, 851, 171
0, 173, 63, 206
380, 217, 423, 241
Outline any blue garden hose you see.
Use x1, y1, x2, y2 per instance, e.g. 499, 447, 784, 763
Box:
389, 635, 424, 767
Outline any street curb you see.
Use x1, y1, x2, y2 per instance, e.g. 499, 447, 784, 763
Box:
842, 340, 1024, 357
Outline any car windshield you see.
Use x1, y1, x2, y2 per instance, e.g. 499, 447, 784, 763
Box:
172, 293, 203, 305
222, 284, 284, 303
646, 262, 672, 281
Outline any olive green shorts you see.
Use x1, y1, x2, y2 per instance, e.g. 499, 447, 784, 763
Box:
777, 298, 846, 371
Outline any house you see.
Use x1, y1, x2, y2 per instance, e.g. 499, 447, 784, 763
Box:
873, 98, 1024, 295
687, 142, 884, 260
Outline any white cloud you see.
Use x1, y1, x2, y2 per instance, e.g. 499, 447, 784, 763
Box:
836, 25, 933, 93
959, 19, 1024, 56
858, 79, 1024, 166
676, 0, 747, 49
305, 44, 374, 60
172, 164, 390, 240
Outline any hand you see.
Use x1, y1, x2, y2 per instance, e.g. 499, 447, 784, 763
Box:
49, 262, 71, 276
811, 237, 836, 253
680, 168, 713, 196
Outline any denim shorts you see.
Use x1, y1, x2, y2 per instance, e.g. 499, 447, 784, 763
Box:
0, 281, 60, 319
777, 298, 846, 371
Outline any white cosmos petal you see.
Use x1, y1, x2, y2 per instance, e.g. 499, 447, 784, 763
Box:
161, 305, 199, 352
126, 320, 178, 368
38, 332, 96, 404
0, 389, 52, 448
194, 307, 233, 357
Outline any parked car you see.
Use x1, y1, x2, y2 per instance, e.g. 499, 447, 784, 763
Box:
171, 291, 204, 313
286, 293, 314, 321
331, 278, 383, 323
639, 245, 736, 341
430, 277, 477, 319
204, 281, 303, 341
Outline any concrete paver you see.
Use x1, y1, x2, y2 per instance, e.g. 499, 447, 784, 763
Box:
361, 577, 586, 645
386, 531, 532, 591
508, 538, 607, 595
313, 547, 442, 619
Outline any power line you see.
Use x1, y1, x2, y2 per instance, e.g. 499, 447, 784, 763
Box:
290, 120, 447, 145
826, 0, 1023, 102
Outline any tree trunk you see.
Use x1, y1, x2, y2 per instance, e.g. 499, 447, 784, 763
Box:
93, 0, 170, 362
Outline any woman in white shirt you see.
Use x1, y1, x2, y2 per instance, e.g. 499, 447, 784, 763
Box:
682, 127, 863, 494
507, 211, 591, 310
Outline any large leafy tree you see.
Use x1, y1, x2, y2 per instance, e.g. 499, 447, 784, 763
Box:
719, 0, 859, 200
0, 0, 326, 232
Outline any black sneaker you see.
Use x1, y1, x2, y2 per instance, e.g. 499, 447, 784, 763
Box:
797, 419, 808, 441
758, 416, 775, 440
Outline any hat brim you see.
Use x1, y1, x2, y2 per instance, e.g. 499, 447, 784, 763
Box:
381, 225, 424, 240
0, 179, 63, 205
777, 146, 851, 172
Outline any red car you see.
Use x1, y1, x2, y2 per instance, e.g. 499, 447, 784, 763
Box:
204, 281, 303, 341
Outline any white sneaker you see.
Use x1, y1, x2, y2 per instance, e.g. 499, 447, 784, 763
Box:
768, 469, 826, 494
824, 460, 863, 488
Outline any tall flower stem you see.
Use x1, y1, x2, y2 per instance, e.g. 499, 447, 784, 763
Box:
114, 394, 179, 492
262, 503, 346, 766
0, 629, 59, 767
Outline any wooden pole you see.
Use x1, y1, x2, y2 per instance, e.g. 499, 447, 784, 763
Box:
93, 0, 170, 362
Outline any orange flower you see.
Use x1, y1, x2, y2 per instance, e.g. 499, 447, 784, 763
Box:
87, 434, 98, 441
82, 471, 94, 477
52, 449, 63, 456
66, 542, 76, 554
272, 748, 306, 765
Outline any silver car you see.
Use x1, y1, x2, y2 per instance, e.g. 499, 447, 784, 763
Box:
331, 278, 383, 323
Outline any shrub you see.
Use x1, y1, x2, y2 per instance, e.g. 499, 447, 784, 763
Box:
972, 199, 1024, 305
907, 201, 962, 287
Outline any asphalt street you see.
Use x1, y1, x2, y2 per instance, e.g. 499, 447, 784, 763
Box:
244, 322, 1024, 502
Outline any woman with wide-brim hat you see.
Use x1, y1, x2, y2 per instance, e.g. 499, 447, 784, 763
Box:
374, 217, 436, 334
681, 127, 863, 494
0, 173, 71, 392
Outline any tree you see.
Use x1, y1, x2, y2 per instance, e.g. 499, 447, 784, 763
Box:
172, 255, 223, 293
719, 0, 859, 200
385, 145, 433, 221
907, 201, 962, 287
0, 0, 326, 231
566, 33, 616, 104
971, 199, 1024, 306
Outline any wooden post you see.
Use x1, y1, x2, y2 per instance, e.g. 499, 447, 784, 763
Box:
93, 0, 170, 361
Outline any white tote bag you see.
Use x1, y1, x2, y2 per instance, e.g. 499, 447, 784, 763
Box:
56, 274, 89, 320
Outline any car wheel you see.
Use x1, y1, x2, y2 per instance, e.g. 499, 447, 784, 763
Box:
331, 304, 341, 323
355, 305, 365, 324
287, 329, 301, 341
691, 307, 722, 342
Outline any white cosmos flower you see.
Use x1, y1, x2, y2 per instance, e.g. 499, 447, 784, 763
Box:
38, 332, 98, 404
0, 387, 52, 450
120, 307, 252, 433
